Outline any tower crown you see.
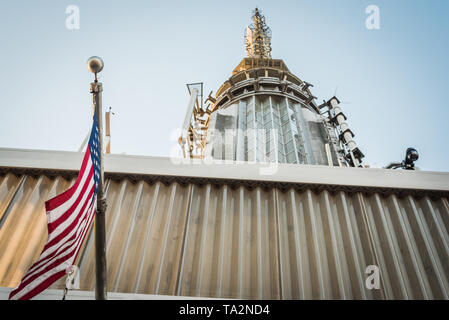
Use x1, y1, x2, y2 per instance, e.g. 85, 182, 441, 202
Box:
245, 8, 272, 59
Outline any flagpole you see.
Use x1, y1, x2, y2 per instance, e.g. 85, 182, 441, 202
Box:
88, 56, 107, 300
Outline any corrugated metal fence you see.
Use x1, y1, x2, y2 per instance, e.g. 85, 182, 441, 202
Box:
0, 173, 448, 299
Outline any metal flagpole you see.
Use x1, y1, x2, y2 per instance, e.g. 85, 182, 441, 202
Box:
87, 56, 107, 300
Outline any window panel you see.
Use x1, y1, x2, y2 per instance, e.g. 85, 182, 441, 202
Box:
285, 140, 295, 153
286, 152, 296, 163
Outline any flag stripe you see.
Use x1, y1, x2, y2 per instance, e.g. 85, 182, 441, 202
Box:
19, 270, 67, 301
48, 168, 94, 232
13, 198, 95, 290
10, 199, 96, 300
9, 113, 101, 300
39, 184, 95, 261
24, 165, 94, 275
47, 173, 94, 240
73, 207, 96, 262
43, 181, 94, 254
45, 149, 91, 212
13, 202, 95, 297
46, 152, 93, 226
22, 186, 95, 281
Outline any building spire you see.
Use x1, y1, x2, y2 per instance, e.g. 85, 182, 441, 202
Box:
245, 8, 272, 59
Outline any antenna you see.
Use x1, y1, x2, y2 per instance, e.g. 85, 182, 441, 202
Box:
245, 8, 272, 58
105, 107, 114, 154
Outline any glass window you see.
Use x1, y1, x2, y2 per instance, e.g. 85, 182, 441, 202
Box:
282, 130, 292, 140
263, 105, 270, 115
281, 112, 289, 123
278, 153, 286, 162
286, 152, 296, 163
285, 140, 295, 153
263, 113, 271, 123
278, 144, 284, 154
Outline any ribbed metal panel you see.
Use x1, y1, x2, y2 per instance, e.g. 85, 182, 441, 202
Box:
0, 173, 448, 299
0, 174, 75, 286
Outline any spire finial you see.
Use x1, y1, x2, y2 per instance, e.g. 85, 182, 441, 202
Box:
245, 8, 272, 58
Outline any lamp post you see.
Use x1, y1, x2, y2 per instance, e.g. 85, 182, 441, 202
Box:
87, 56, 107, 300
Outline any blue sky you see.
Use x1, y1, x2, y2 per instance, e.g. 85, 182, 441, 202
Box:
0, 0, 448, 171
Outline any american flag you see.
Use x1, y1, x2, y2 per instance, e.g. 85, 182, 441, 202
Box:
9, 114, 101, 300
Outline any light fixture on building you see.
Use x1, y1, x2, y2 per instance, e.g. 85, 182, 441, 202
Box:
385, 147, 419, 170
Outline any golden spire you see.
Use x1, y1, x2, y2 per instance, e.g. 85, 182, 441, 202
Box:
245, 8, 272, 59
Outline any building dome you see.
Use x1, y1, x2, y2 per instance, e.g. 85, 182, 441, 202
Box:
180, 8, 364, 167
